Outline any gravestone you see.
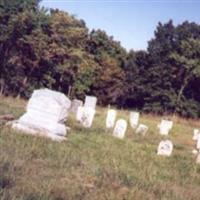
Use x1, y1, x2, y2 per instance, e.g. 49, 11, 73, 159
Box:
12, 88, 71, 141
196, 153, 200, 164
80, 107, 96, 128
113, 119, 127, 139
158, 120, 173, 135
192, 149, 198, 155
193, 129, 200, 140
76, 95, 97, 127
84, 96, 97, 109
135, 124, 148, 136
129, 111, 140, 129
157, 140, 173, 156
106, 109, 117, 128
197, 138, 200, 150
76, 106, 84, 122
70, 99, 83, 113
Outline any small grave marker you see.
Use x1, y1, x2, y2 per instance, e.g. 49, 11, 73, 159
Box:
158, 120, 173, 135
135, 124, 148, 136
113, 119, 127, 139
157, 140, 173, 156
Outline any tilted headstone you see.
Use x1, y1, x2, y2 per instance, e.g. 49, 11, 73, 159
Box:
84, 96, 97, 109
158, 120, 173, 135
70, 99, 83, 113
113, 119, 127, 139
12, 88, 71, 141
106, 109, 117, 128
129, 111, 140, 129
135, 124, 148, 136
157, 140, 173, 156
80, 107, 96, 128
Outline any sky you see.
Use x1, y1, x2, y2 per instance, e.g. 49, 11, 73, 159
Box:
40, 0, 200, 51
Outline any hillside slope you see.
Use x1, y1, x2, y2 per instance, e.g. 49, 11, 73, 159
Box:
0, 97, 200, 200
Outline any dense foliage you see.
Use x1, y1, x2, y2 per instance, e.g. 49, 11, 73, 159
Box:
1, 0, 200, 118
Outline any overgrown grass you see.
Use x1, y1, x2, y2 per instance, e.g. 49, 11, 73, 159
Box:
0, 96, 200, 200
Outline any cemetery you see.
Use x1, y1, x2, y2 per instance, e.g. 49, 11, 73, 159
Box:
1, 91, 200, 200
1, 1, 200, 199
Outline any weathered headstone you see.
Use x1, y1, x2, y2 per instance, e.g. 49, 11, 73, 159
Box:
157, 140, 173, 156
80, 107, 96, 128
158, 120, 173, 135
76, 95, 97, 128
70, 99, 83, 113
106, 109, 117, 128
135, 124, 148, 136
129, 111, 140, 129
84, 96, 97, 109
113, 119, 127, 139
12, 88, 71, 141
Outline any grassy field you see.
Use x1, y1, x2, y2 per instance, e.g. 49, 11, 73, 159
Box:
0, 96, 200, 200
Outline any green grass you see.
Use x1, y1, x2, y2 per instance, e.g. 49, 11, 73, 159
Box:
0, 96, 200, 200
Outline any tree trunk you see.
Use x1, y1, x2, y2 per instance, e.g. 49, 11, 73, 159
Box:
173, 78, 189, 117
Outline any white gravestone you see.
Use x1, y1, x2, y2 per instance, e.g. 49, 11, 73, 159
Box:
196, 153, 200, 164
129, 111, 140, 129
192, 149, 198, 155
12, 88, 71, 142
192, 129, 200, 151
70, 99, 83, 113
76, 106, 84, 122
84, 96, 97, 109
113, 119, 127, 139
158, 120, 173, 135
106, 109, 117, 128
135, 124, 148, 136
80, 107, 96, 128
157, 140, 173, 156
193, 129, 200, 140
197, 139, 200, 150
76, 95, 97, 127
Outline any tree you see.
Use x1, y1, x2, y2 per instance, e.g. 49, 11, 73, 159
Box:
87, 29, 126, 105
0, 0, 44, 96
170, 38, 200, 117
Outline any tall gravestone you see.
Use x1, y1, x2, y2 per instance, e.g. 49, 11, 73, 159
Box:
106, 109, 117, 128
129, 111, 140, 129
84, 96, 97, 109
76, 95, 97, 128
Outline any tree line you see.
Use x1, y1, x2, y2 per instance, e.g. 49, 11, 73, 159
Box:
1, 0, 200, 118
